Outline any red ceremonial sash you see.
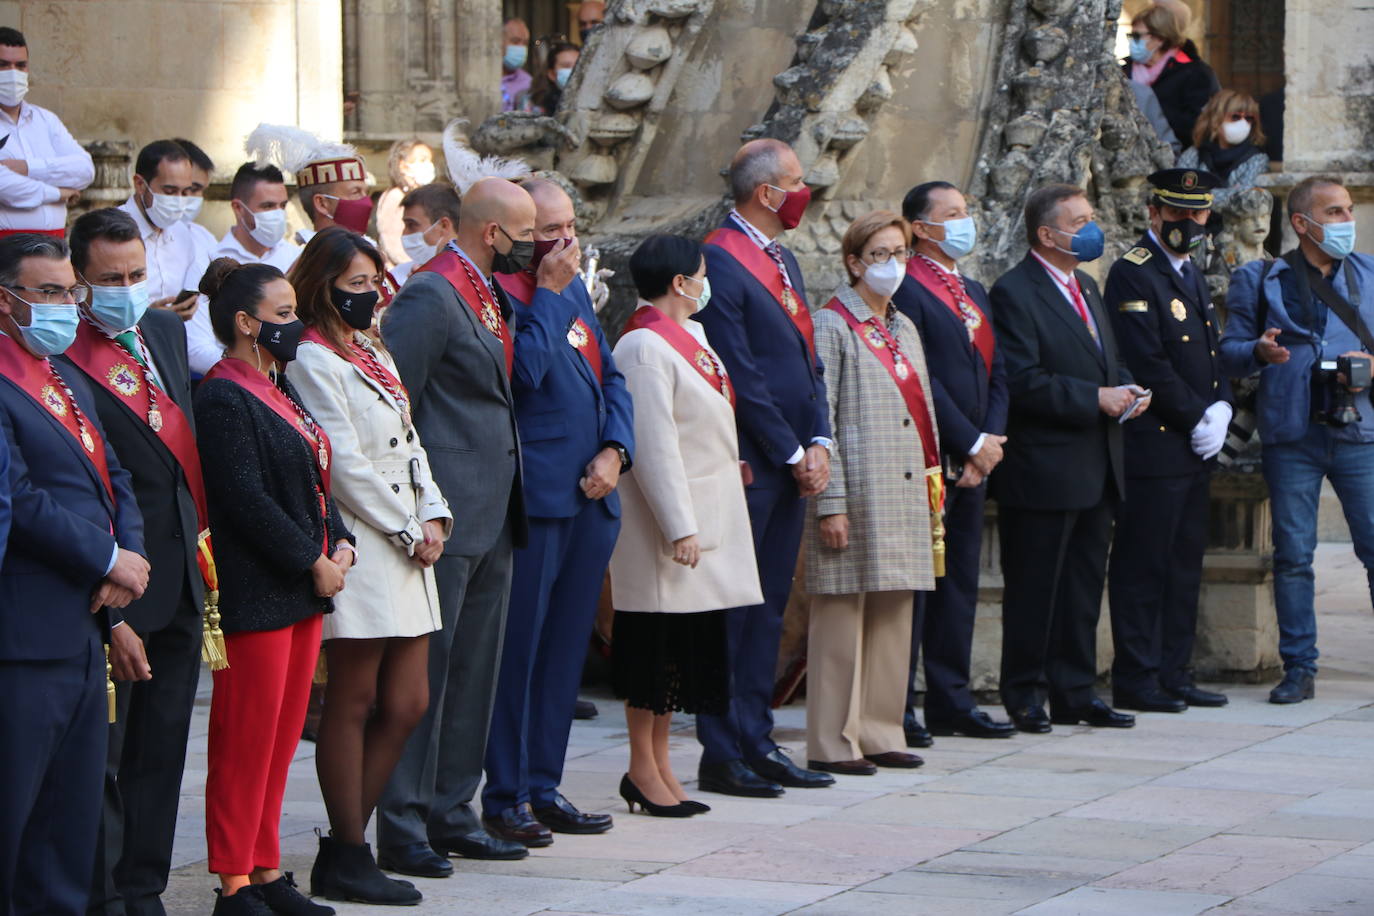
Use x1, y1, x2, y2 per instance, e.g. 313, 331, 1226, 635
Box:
495, 271, 604, 384
202, 357, 332, 495
300, 328, 412, 423
906, 256, 995, 376
0, 331, 115, 502
622, 305, 733, 408
417, 250, 514, 376
65, 322, 209, 529
704, 227, 816, 360
0, 228, 65, 239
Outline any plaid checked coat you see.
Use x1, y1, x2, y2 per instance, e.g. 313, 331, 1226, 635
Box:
804, 283, 939, 596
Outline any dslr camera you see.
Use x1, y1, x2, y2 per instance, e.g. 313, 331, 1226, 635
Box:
1313, 354, 1373, 427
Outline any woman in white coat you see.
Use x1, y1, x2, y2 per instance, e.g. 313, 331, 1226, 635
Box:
610, 234, 762, 817
289, 227, 451, 904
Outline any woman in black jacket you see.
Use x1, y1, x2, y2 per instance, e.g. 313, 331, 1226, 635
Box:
1124, 3, 1219, 150
195, 257, 355, 916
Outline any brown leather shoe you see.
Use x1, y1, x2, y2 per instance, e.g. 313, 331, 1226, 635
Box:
865, 751, 925, 769
807, 758, 878, 776
481, 803, 553, 848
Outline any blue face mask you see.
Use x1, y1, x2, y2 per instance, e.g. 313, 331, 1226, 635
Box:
86, 280, 150, 333
1053, 221, 1106, 263
504, 44, 527, 71
555, 67, 573, 90
1305, 214, 1357, 260
1128, 35, 1152, 63
10, 297, 80, 357
925, 216, 977, 260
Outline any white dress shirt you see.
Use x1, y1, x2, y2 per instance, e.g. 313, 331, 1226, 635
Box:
118, 197, 207, 302
0, 103, 94, 230
1030, 250, 1103, 345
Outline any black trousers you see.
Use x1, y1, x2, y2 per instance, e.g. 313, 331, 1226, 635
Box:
909, 481, 986, 719
0, 638, 106, 916
89, 589, 202, 916
999, 499, 1115, 712
1108, 471, 1210, 693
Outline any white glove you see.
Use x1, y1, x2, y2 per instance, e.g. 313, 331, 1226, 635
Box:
1189, 401, 1232, 459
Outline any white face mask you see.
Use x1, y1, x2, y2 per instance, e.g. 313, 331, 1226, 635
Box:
401, 224, 439, 264
862, 258, 904, 299
1221, 118, 1252, 145
0, 69, 28, 108
245, 207, 288, 249
143, 190, 191, 230
679, 275, 711, 312
180, 196, 204, 223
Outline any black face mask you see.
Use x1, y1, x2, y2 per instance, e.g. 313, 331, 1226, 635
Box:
580, 24, 602, 43
250, 316, 305, 364
1161, 217, 1206, 256
491, 225, 536, 274
331, 285, 380, 331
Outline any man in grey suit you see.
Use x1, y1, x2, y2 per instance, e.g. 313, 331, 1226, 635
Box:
377, 179, 532, 875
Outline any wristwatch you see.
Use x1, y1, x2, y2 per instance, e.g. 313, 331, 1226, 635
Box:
607, 441, 631, 472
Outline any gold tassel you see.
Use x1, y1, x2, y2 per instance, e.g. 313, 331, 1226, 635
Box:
926, 467, 947, 579
313, 649, 328, 685
106, 645, 116, 724
201, 590, 228, 671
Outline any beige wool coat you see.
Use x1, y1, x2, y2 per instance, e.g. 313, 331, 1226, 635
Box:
292, 335, 452, 640
805, 283, 939, 596
609, 318, 763, 613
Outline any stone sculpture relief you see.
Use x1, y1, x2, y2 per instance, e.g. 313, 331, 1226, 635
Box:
1206, 187, 1275, 316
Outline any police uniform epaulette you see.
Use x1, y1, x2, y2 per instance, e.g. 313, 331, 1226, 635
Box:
1122, 247, 1152, 265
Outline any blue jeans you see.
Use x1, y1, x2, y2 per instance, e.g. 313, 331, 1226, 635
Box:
1262, 424, 1374, 673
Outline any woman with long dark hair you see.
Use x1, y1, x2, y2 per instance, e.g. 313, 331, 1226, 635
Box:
287, 227, 449, 904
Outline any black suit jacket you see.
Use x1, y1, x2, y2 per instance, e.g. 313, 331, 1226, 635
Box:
893, 271, 1008, 462
989, 253, 1132, 511
56, 309, 203, 633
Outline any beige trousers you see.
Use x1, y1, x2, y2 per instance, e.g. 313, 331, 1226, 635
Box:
805, 590, 914, 763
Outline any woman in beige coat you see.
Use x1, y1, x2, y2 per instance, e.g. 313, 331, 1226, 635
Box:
610, 234, 762, 817
289, 228, 450, 904
805, 211, 939, 776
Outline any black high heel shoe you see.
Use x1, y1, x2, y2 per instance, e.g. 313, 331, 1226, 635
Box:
619, 774, 696, 817
678, 800, 711, 814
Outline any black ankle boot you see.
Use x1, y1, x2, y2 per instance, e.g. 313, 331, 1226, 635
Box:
256, 873, 334, 916
211, 885, 274, 915
313, 837, 422, 906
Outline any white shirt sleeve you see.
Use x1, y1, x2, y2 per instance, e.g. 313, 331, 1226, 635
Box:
25, 113, 94, 190
0, 163, 59, 209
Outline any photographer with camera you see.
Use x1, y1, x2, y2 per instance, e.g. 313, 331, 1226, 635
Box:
1220, 175, 1374, 705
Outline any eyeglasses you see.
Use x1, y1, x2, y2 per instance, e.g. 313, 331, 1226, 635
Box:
865, 248, 913, 264
6, 284, 88, 304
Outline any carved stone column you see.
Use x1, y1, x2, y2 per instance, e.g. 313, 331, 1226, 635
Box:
69, 141, 134, 225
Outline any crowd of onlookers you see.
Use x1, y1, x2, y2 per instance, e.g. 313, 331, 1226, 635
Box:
3, 4, 1372, 916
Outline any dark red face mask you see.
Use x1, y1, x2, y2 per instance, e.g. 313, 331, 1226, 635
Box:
329, 195, 375, 235
767, 183, 812, 230
530, 237, 574, 271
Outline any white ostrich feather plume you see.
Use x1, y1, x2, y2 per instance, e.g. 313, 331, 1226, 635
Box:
442, 118, 530, 193
244, 123, 357, 174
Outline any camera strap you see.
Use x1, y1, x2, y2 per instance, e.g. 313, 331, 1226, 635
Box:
1299, 254, 1374, 354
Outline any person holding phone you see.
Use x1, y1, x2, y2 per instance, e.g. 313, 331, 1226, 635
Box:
118, 140, 207, 322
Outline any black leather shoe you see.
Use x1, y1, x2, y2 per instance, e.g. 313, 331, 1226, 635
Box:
1165, 684, 1229, 707
807, 758, 878, 776
573, 699, 598, 720
1269, 669, 1315, 705
482, 803, 554, 847
929, 708, 1016, 739
697, 759, 784, 798
865, 751, 925, 769
1051, 698, 1135, 728
746, 748, 835, 788
1112, 687, 1187, 713
212, 886, 275, 916
429, 829, 529, 861
903, 708, 933, 748
1009, 706, 1052, 734
533, 794, 613, 834
377, 842, 455, 877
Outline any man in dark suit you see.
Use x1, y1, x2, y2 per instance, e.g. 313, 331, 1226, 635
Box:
893, 181, 1014, 744
990, 184, 1149, 734
57, 208, 206, 916
378, 178, 531, 876
485, 179, 633, 844
694, 138, 835, 798
1106, 169, 1231, 713
0, 233, 148, 916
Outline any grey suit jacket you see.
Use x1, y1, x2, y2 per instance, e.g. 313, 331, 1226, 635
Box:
382, 269, 527, 556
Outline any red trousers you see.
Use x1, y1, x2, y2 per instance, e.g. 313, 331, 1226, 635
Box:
205, 615, 322, 875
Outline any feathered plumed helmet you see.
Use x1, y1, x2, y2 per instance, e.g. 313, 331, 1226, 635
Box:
441, 119, 530, 194
244, 123, 366, 189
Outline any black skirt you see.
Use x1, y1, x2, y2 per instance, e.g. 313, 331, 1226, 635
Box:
611, 609, 730, 716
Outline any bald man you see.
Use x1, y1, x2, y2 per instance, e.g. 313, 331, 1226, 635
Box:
378, 177, 532, 875
482, 179, 632, 844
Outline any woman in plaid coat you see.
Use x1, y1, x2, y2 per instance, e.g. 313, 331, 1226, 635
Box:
804, 211, 939, 775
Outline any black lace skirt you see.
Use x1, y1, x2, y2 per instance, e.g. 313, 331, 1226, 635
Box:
611, 609, 730, 716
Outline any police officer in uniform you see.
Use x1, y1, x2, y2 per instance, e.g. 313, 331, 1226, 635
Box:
1105, 168, 1233, 713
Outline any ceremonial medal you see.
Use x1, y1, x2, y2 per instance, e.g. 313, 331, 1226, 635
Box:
864, 326, 887, 349
81, 429, 95, 453
319, 444, 330, 470
148, 408, 163, 432
1170, 299, 1187, 322
40, 384, 67, 416
895, 359, 910, 380
399, 400, 412, 429
567, 322, 589, 348
695, 350, 716, 375
108, 363, 141, 397
782, 287, 799, 316
481, 301, 502, 335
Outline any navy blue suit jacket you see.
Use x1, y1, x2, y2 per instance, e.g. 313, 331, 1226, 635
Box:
0, 434, 8, 573
697, 219, 830, 474
0, 360, 144, 660
893, 271, 1008, 461
509, 278, 634, 520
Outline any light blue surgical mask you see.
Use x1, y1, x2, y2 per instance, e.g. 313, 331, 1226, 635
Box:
924, 215, 977, 260
1304, 214, 1357, 261
1128, 35, 1152, 63
10, 296, 81, 357
682, 275, 711, 312
86, 279, 150, 333
1053, 221, 1106, 262
555, 67, 573, 90
504, 44, 528, 71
